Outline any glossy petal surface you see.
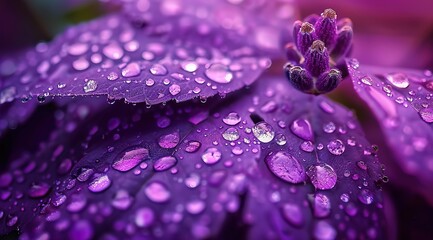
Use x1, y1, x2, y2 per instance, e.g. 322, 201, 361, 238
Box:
1, 76, 385, 239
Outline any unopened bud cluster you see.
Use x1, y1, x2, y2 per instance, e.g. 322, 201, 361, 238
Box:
284, 9, 353, 94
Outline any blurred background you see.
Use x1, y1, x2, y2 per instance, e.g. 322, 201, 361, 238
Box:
1, 0, 433, 239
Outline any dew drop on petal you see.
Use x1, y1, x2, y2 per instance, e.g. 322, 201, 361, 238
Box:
181, 60, 199, 72
361, 77, 373, 86
185, 141, 201, 153
307, 163, 337, 190
300, 141, 315, 152
419, 107, 433, 123
112, 148, 149, 172
153, 156, 177, 171
121, 62, 141, 77
358, 189, 374, 205
312, 193, 331, 218
169, 84, 181, 96
252, 122, 275, 143
149, 64, 168, 76
158, 132, 180, 148
185, 173, 201, 188
386, 72, 410, 88
222, 112, 241, 125
135, 207, 154, 227
112, 190, 133, 210
323, 122, 336, 133
83, 80, 97, 93
205, 63, 233, 84
103, 43, 124, 60
28, 182, 51, 198
327, 139, 345, 155
291, 118, 314, 141
314, 221, 337, 240
88, 174, 111, 193
201, 147, 222, 165
72, 57, 90, 71
265, 152, 305, 183
222, 127, 240, 141
68, 43, 89, 56
107, 72, 119, 81
186, 200, 206, 215
281, 203, 304, 227
275, 133, 287, 145
144, 182, 170, 203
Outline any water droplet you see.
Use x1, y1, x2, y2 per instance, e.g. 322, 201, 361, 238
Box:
327, 139, 345, 155
68, 43, 89, 56
121, 62, 141, 77
52, 193, 67, 206
185, 173, 201, 188
144, 182, 170, 203
314, 221, 336, 240
181, 61, 199, 72
419, 107, 433, 123
158, 132, 180, 148
312, 193, 331, 218
201, 147, 222, 165
0, 86, 16, 104
260, 101, 277, 113
28, 182, 50, 198
265, 152, 305, 183
135, 207, 154, 227
112, 190, 133, 210
275, 133, 287, 145
113, 148, 149, 172
205, 63, 233, 84
83, 80, 97, 93
252, 122, 275, 143
281, 203, 304, 227
186, 200, 206, 215
88, 174, 111, 193
358, 189, 374, 205
72, 57, 90, 71
340, 193, 350, 202
386, 72, 410, 88
77, 168, 94, 182
149, 64, 168, 76
153, 156, 177, 171
223, 112, 241, 125
222, 127, 240, 141
103, 43, 124, 60
361, 76, 373, 86
307, 163, 337, 190
323, 122, 336, 133
107, 72, 119, 81
291, 118, 313, 141
319, 101, 335, 113
300, 141, 314, 152
185, 141, 201, 153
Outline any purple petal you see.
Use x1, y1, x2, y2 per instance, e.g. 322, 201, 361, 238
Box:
347, 59, 433, 202
0, 100, 38, 137
0, 13, 270, 105
1, 75, 386, 238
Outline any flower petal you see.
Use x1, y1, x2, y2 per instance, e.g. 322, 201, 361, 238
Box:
347, 58, 433, 202
0, 76, 386, 239
0, 13, 270, 105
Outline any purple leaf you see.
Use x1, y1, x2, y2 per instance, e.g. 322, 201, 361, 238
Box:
0, 13, 270, 105
347, 59, 433, 202
1, 75, 386, 239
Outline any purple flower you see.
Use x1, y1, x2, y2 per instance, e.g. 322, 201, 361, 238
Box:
0, 1, 432, 239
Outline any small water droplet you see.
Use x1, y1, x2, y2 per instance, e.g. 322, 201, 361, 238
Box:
158, 132, 180, 148
252, 122, 275, 143
72, 57, 90, 71
265, 152, 305, 183
205, 63, 233, 84
169, 84, 181, 96
386, 72, 410, 88
327, 139, 345, 155
135, 207, 154, 227
68, 43, 89, 56
319, 101, 335, 113
323, 122, 336, 133
107, 72, 119, 81
358, 189, 374, 205
300, 141, 314, 152
185, 141, 201, 153
281, 203, 304, 227
28, 182, 51, 198
83, 80, 98, 93
361, 76, 373, 86
181, 61, 199, 72
186, 200, 206, 215
223, 112, 241, 125
144, 182, 170, 203
201, 148, 222, 165
291, 118, 313, 141
222, 127, 240, 141
314, 221, 336, 240
185, 173, 201, 188
149, 64, 168, 76
312, 193, 331, 218
340, 193, 350, 202
121, 62, 141, 77
419, 107, 433, 123
275, 133, 287, 145
113, 148, 149, 172
112, 190, 133, 210
103, 43, 124, 60
307, 163, 337, 190
88, 174, 111, 193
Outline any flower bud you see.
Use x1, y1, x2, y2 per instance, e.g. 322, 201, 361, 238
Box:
297, 22, 317, 55
284, 64, 313, 93
316, 69, 342, 93
331, 26, 353, 61
305, 40, 329, 78
314, 9, 337, 50
285, 43, 302, 64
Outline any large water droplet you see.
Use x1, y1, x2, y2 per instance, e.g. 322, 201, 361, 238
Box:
327, 139, 345, 155
158, 132, 180, 148
223, 112, 241, 125
201, 147, 222, 165
386, 72, 410, 88
113, 148, 149, 172
149, 64, 168, 76
291, 118, 314, 141
307, 163, 337, 190
83, 80, 97, 93
222, 127, 240, 141
205, 63, 233, 84
252, 122, 275, 143
153, 156, 177, 171
144, 182, 170, 203
88, 174, 111, 193
265, 152, 305, 184
419, 107, 433, 123
121, 62, 141, 77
